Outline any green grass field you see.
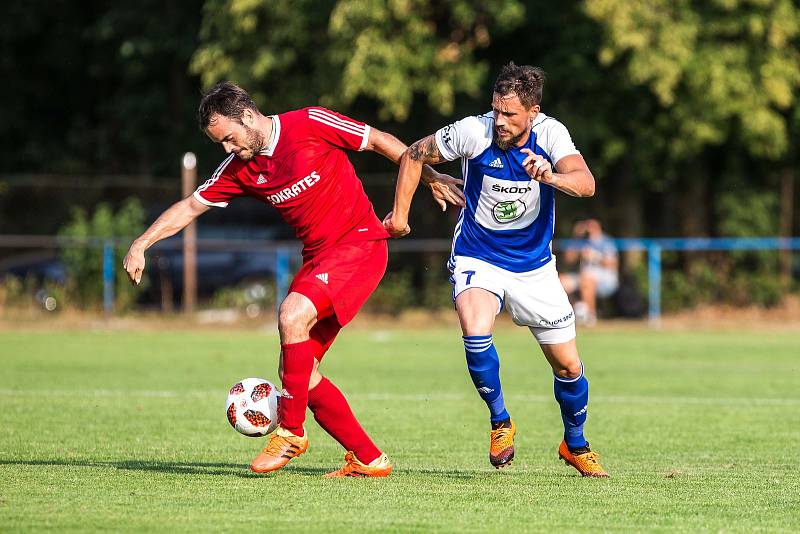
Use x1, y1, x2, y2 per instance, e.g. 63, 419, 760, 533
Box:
1, 325, 799, 532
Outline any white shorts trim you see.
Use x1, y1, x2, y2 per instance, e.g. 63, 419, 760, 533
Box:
529, 323, 576, 345
450, 256, 575, 344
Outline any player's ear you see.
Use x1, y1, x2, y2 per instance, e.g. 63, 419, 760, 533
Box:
528, 104, 540, 121
241, 108, 254, 126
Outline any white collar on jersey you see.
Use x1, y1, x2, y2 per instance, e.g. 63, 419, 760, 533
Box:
259, 115, 281, 156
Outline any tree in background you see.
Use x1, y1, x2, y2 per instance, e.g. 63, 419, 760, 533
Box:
579, 0, 799, 306
3, 0, 799, 311
582, 0, 799, 229
188, 0, 528, 243
5, 0, 797, 238
137, 0, 800, 308
0, 1, 213, 236
0, 0, 207, 177
59, 198, 146, 311
190, 0, 525, 120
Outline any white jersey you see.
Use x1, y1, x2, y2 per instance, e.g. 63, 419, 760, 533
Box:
435, 112, 579, 273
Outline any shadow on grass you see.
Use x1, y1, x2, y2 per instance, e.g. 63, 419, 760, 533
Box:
0, 458, 329, 477
1, 459, 524, 479
400, 467, 497, 479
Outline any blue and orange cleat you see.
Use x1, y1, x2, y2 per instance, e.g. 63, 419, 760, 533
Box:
558, 440, 609, 477
489, 419, 516, 468
250, 426, 308, 474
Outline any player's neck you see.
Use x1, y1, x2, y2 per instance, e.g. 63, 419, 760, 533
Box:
255, 114, 276, 154
256, 114, 274, 139
265, 116, 276, 148
512, 131, 531, 148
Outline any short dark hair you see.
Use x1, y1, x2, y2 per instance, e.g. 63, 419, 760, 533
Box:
492, 62, 546, 108
197, 81, 260, 130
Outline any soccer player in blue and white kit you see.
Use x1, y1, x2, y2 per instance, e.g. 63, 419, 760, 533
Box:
384, 63, 609, 476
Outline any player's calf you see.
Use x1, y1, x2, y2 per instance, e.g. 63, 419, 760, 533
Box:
553, 362, 589, 450
463, 335, 510, 422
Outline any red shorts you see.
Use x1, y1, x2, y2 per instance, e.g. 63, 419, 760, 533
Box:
289, 239, 388, 355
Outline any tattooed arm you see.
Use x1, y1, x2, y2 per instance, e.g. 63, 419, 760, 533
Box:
383, 135, 447, 238
366, 128, 464, 211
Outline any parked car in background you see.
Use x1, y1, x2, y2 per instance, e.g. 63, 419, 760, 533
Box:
0, 228, 299, 312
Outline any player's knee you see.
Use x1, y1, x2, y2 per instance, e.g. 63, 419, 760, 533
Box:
277, 307, 298, 332
551, 356, 583, 379
554, 361, 583, 380
462, 325, 493, 337
278, 303, 314, 339
459, 309, 495, 337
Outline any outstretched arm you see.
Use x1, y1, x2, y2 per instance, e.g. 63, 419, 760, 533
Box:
122, 195, 209, 285
384, 135, 448, 238
366, 128, 464, 211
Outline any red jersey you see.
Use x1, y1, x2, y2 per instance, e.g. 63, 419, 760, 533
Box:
193, 107, 389, 259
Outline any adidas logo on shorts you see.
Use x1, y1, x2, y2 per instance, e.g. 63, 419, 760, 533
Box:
257, 174, 267, 184
316, 273, 329, 284
489, 158, 503, 168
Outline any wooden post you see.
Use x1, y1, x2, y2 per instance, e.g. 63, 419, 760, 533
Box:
158, 256, 174, 313
182, 152, 198, 314
779, 167, 795, 289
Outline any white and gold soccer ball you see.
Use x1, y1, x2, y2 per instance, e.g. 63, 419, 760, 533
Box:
225, 378, 280, 437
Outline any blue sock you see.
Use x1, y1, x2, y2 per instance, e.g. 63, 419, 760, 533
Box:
553, 363, 589, 449
463, 335, 510, 423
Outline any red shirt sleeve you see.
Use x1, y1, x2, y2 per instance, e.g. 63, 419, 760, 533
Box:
304, 107, 371, 152
193, 154, 245, 208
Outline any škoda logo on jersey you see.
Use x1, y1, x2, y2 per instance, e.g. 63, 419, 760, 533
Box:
267, 171, 321, 204
493, 200, 526, 223
477, 175, 541, 231
490, 184, 532, 223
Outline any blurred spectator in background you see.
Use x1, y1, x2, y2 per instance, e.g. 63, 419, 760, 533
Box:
559, 219, 619, 326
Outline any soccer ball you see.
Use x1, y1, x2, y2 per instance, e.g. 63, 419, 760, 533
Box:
225, 378, 280, 437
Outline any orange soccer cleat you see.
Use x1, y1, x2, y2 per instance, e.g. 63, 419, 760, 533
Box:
250, 426, 308, 474
489, 419, 516, 468
558, 440, 609, 477
323, 452, 393, 478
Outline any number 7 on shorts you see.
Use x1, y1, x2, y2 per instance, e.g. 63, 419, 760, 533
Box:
463, 270, 476, 285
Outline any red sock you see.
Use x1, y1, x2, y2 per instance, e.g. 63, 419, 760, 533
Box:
277, 340, 316, 437
306, 336, 327, 361
307, 377, 381, 464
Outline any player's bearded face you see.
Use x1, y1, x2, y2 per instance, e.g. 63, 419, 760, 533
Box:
236, 123, 266, 161
205, 113, 266, 161
492, 93, 537, 151
494, 127, 527, 151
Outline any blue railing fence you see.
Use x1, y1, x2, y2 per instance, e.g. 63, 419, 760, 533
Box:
1, 235, 797, 324
0, 234, 298, 316
558, 237, 800, 324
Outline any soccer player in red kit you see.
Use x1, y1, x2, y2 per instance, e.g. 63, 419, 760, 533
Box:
123, 82, 463, 477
